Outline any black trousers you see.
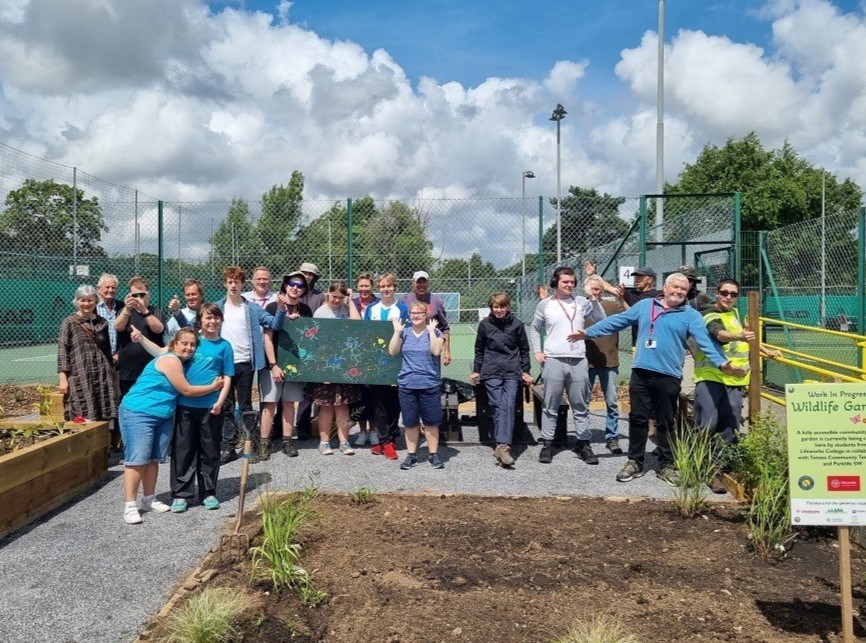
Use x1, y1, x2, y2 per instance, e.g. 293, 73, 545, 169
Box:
371, 384, 401, 443
627, 368, 681, 469
221, 361, 254, 451
172, 406, 223, 500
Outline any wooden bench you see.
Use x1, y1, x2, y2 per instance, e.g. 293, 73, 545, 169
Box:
474, 384, 535, 444
530, 384, 570, 446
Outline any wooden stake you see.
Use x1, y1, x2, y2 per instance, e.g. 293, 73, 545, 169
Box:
747, 291, 761, 422
838, 526, 854, 643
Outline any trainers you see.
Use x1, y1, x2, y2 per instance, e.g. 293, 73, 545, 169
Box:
428, 453, 445, 469
141, 497, 171, 513
281, 439, 299, 457
616, 460, 645, 483
494, 444, 515, 467
400, 454, 418, 470
605, 438, 623, 454
355, 432, 369, 446
318, 441, 334, 455
219, 449, 238, 465
538, 441, 553, 464
575, 441, 599, 465
203, 496, 220, 510
368, 432, 380, 446
657, 465, 681, 487
340, 441, 355, 455
381, 441, 398, 460
708, 474, 728, 495
123, 506, 142, 524
170, 498, 188, 513
370, 444, 384, 455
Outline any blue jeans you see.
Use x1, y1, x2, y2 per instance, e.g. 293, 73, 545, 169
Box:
119, 405, 173, 466
587, 366, 620, 440
484, 378, 519, 445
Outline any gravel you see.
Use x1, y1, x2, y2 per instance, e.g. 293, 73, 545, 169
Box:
0, 409, 724, 642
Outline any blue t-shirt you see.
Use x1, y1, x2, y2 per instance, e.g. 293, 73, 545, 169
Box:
120, 354, 185, 419
179, 337, 235, 408
397, 327, 443, 389
364, 300, 410, 324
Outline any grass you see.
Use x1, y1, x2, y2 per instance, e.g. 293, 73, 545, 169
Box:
670, 425, 719, 518
250, 486, 327, 605
550, 615, 639, 643
349, 485, 377, 505
747, 467, 792, 559
163, 586, 252, 643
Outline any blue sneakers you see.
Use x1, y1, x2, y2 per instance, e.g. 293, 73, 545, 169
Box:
170, 498, 188, 513
203, 496, 220, 510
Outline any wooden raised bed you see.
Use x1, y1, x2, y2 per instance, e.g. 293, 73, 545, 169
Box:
0, 420, 110, 540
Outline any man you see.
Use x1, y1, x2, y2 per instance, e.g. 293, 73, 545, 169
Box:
399, 270, 451, 366
579, 273, 745, 486
217, 266, 287, 464
530, 266, 605, 464
164, 278, 205, 341
243, 266, 277, 308
351, 272, 379, 318
298, 262, 326, 312
583, 274, 626, 454
693, 278, 780, 492
114, 276, 165, 397
96, 273, 124, 361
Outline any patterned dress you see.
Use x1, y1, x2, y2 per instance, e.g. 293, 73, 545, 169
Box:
57, 314, 120, 421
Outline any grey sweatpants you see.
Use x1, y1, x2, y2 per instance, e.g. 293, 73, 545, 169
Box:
541, 356, 590, 441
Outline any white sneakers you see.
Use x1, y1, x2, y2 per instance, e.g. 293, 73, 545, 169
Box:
140, 497, 171, 513
123, 507, 142, 524
124, 496, 171, 524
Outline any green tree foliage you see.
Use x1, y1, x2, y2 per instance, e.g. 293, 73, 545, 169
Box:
210, 198, 262, 268
355, 199, 433, 279
544, 187, 631, 260
292, 200, 350, 282
257, 171, 304, 261
667, 133, 863, 230
0, 178, 108, 256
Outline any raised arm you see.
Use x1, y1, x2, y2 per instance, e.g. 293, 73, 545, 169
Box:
388, 317, 404, 356
157, 355, 222, 397
130, 324, 169, 357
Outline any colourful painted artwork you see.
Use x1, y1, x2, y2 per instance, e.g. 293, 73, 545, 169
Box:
276, 318, 401, 385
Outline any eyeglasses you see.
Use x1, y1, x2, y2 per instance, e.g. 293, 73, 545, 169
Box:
130, 292, 147, 299
410, 312, 426, 316
717, 290, 739, 298
286, 281, 305, 289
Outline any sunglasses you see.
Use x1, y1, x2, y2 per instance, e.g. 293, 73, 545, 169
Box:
130, 292, 147, 299
717, 290, 739, 298
286, 281, 306, 289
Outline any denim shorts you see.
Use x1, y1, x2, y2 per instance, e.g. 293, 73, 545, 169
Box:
119, 405, 174, 465
398, 386, 442, 428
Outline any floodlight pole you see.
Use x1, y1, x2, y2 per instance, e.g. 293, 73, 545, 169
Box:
655, 0, 665, 242
550, 104, 567, 262
521, 170, 535, 281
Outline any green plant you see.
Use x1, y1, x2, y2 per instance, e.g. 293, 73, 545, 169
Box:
670, 426, 719, 518
250, 489, 327, 604
163, 586, 252, 643
550, 615, 639, 643
730, 412, 788, 490
36, 385, 66, 432
747, 466, 793, 559
349, 485, 377, 505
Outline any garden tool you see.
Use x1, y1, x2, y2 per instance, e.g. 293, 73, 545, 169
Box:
220, 410, 258, 560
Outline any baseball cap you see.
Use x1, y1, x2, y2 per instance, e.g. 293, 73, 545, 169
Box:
298, 262, 319, 276
677, 265, 697, 280
412, 270, 430, 281
632, 266, 655, 278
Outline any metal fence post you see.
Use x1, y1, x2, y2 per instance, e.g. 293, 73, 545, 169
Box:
734, 191, 742, 284
638, 195, 647, 266
72, 167, 78, 280
347, 198, 353, 284
859, 206, 865, 367
157, 200, 164, 309
537, 195, 544, 288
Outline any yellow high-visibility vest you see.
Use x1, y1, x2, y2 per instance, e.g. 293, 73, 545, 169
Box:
693, 308, 750, 386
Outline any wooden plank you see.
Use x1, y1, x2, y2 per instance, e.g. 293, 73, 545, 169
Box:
0, 423, 108, 495
0, 450, 107, 538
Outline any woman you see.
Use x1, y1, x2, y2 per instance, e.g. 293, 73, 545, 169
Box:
388, 300, 445, 469
57, 285, 119, 422
260, 272, 313, 460
119, 328, 223, 524
469, 292, 533, 467
308, 281, 361, 455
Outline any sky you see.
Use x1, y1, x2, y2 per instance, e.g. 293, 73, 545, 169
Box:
1, 0, 865, 264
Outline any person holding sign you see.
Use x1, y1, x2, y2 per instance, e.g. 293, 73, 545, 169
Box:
576, 273, 746, 487
693, 278, 780, 492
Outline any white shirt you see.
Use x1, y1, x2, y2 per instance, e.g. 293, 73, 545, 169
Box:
222, 300, 252, 364
242, 290, 277, 308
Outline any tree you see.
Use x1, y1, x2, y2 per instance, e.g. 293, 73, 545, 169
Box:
257, 171, 304, 260
667, 133, 863, 230
355, 199, 433, 278
544, 187, 631, 261
209, 198, 263, 267
0, 178, 108, 256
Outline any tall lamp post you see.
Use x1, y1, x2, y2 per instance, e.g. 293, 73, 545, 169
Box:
550, 104, 567, 262
521, 170, 535, 281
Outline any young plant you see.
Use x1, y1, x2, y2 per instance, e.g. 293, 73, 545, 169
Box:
163, 586, 252, 643
349, 485, 377, 505
670, 423, 719, 518
550, 615, 639, 643
747, 466, 793, 559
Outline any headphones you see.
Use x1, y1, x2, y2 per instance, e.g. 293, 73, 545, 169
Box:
549, 266, 572, 289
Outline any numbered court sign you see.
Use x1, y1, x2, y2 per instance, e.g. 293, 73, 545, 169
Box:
277, 318, 401, 385
787, 383, 866, 526
619, 267, 634, 288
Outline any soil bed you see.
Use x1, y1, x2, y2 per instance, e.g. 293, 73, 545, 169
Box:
155, 494, 866, 642
0, 383, 44, 417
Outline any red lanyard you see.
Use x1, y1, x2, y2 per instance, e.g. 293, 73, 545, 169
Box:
555, 297, 577, 330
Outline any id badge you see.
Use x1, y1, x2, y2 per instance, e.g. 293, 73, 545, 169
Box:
645, 338, 657, 349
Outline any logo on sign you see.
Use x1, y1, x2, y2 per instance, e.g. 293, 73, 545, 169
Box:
827, 475, 861, 492
797, 476, 814, 491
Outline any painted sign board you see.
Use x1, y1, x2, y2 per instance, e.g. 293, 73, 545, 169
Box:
787, 383, 866, 526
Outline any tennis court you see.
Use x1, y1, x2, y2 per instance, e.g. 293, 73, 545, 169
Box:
0, 343, 57, 384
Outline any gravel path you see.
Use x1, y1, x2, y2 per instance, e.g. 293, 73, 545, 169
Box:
0, 411, 722, 642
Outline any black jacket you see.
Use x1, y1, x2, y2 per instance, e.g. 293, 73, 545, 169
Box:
473, 312, 531, 380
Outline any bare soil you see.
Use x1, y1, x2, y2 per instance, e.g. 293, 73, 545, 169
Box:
0, 383, 44, 417
152, 494, 866, 643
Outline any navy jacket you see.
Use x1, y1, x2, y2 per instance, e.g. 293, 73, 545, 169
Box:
473, 312, 531, 380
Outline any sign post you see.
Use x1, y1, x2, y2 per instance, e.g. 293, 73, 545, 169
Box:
787, 383, 866, 642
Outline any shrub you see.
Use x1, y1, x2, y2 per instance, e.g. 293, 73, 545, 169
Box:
551, 615, 639, 643
349, 485, 377, 505
164, 586, 252, 643
670, 426, 719, 517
